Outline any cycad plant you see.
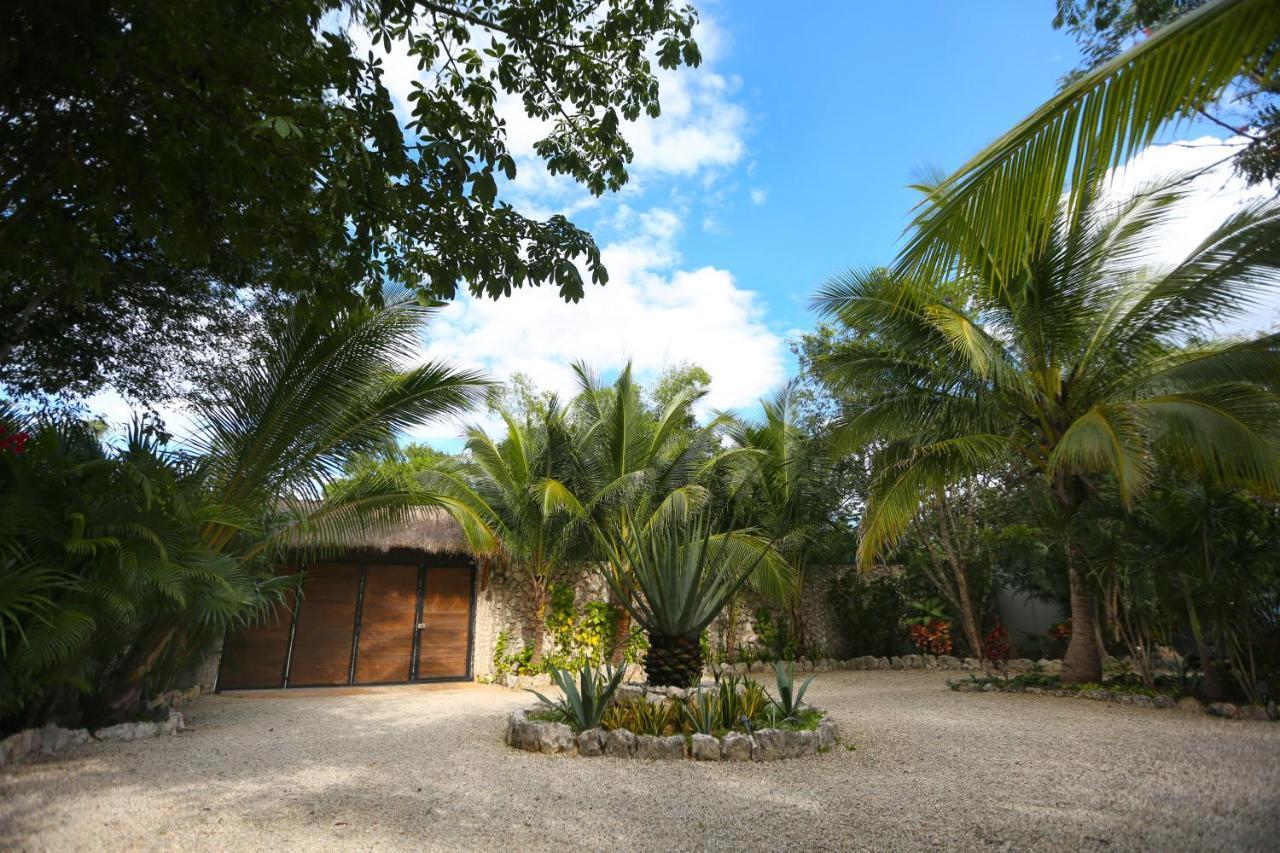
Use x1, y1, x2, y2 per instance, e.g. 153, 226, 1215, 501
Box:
598, 513, 771, 687
815, 182, 1280, 683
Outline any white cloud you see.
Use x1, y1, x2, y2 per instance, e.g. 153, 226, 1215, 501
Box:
1105, 135, 1279, 334
409, 208, 785, 443
750, 188, 768, 206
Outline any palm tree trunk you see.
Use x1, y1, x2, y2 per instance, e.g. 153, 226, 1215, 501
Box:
1182, 581, 1225, 701
610, 605, 631, 665
103, 622, 178, 718
528, 577, 549, 668
646, 634, 702, 687
1061, 548, 1102, 684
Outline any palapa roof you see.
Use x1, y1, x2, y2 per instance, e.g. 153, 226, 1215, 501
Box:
322, 506, 472, 556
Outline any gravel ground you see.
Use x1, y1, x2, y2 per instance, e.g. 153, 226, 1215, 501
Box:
3, 670, 1278, 852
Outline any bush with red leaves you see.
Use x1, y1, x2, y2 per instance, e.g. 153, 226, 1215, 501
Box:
908, 618, 953, 655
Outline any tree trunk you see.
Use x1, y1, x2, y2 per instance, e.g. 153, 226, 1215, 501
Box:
1182, 582, 1225, 701
528, 579, 549, 668
724, 597, 739, 663
933, 495, 984, 660
103, 623, 178, 718
952, 563, 984, 661
610, 604, 632, 666
646, 634, 702, 687
1061, 551, 1102, 684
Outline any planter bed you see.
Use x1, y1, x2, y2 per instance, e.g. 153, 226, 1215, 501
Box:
505, 704, 839, 760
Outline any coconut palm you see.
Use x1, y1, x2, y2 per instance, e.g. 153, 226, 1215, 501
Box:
897, 0, 1280, 286
419, 402, 582, 665
726, 383, 828, 655
598, 512, 770, 687
814, 181, 1280, 684
561, 362, 793, 658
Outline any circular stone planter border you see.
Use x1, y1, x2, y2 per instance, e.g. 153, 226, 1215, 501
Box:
505, 683, 840, 761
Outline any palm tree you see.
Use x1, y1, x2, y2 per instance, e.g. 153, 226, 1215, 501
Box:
598, 512, 770, 687
102, 291, 490, 712
726, 383, 827, 656
815, 182, 1280, 683
897, 0, 1280, 286
420, 403, 582, 665
561, 362, 792, 659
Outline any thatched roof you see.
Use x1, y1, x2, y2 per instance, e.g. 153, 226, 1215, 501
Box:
335, 507, 471, 556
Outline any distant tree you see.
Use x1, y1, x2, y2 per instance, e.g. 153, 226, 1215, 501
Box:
0, 0, 701, 400
649, 362, 712, 420
1053, 0, 1280, 187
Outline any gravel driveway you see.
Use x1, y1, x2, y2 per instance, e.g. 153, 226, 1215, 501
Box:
3, 671, 1278, 851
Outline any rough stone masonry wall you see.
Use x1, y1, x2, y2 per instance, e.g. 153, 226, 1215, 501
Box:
470, 561, 609, 680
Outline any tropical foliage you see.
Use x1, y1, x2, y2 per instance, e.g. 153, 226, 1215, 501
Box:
597, 513, 773, 686
815, 179, 1280, 683
0, 294, 487, 731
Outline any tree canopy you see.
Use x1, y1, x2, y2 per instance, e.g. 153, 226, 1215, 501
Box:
0, 0, 700, 400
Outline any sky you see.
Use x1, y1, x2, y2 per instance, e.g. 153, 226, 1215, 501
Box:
88, 1, 1280, 448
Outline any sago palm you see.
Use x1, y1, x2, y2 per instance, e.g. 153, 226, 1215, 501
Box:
815, 181, 1280, 683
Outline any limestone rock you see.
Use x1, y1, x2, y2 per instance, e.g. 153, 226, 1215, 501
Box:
754, 728, 787, 761
690, 733, 721, 761
576, 728, 605, 756
937, 655, 961, 669
1237, 705, 1271, 722
876, 657, 891, 669
817, 716, 839, 749
889, 656, 904, 670
721, 733, 755, 762
535, 722, 576, 753
634, 734, 685, 760
604, 728, 637, 758
1207, 702, 1239, 719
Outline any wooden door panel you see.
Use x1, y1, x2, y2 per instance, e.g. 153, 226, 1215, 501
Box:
287, 563, 360, 686
416, 566, 472, 679
218, 567, 297, 690
354, 564, 419, 684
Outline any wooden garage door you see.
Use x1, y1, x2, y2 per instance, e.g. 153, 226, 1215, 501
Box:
354, 564, 420, 684
217, 567, 298, 690
416, 566, 472, 679
286, 563, 360, 687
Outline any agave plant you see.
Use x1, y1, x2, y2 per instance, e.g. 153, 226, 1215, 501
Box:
598, 513, 775, 687
713, 670, 767, 732
682, 684, 722, 735
528, 663, 625, 732
767, 661, 815, 720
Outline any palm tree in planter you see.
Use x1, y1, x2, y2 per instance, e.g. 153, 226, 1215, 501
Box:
815, 182, 1280, 684
597, 512, 773, 687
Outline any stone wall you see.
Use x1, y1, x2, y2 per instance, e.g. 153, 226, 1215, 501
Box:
470, 561, 609, 680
